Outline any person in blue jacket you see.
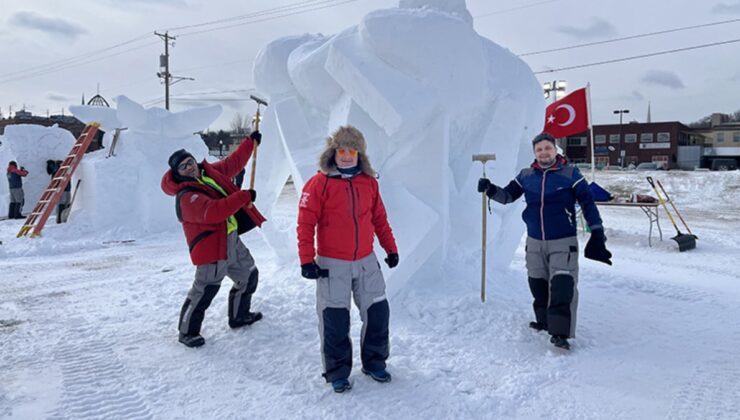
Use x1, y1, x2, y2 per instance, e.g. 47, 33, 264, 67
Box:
477, 132, 611, 350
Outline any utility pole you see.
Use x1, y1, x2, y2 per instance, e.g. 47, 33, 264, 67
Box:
155, 31, 173, 110
613, 109, 629, 168
154, 31, 194, 110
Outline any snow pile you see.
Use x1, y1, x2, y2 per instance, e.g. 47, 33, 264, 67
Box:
252, 0, 544, 295
0, 125, 76, 217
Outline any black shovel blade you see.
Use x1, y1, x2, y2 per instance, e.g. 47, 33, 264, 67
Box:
671, 233, 696, 252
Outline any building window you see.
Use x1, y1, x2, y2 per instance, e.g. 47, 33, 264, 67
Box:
609, 134, 620, 144
717, 132, 725, 143
567, 136, 586, 146
595, 135, 606, 144
595, 156, 609, 168
625, 134, 637, 143
640, 133, 654, 143
657, 132, 670, 142
734, 132, 740, 143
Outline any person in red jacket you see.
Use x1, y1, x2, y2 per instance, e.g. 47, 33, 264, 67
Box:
161, 131, 266, 348
6, 161, 28, 219
297, 125, 398, 393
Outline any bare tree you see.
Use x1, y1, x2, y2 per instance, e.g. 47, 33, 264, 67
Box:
230, 112, 248, 134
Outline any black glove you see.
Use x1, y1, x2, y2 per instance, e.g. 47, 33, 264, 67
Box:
248, 189, 256, 202
584, 228, 612, 265
20, 167, 26, 171
477, 178, 491, 193
250, 130, 262, 145
385, 253, 399, 268
301, 262, 321, 279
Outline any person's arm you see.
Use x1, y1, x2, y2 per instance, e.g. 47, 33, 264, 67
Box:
211, 132, 260, 178
572, 168, 603, 231
179, 189, 252, 224
371, 180, 397, 256
297, 177, 323, 265
478, 177, 524, 204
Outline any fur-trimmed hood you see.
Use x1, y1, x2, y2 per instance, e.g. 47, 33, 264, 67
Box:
318, 125, 376, 177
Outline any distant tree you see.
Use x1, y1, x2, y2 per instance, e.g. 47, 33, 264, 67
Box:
230, 112, 249, 134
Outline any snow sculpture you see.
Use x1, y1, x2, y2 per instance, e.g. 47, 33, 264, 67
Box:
0, 125, 76, 218
67, 96, 222, 236
252, 0, 545, 296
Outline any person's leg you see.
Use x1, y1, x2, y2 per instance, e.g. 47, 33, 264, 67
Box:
525, 237, 550, 329
545, 236, 579, 339
225, 233, 261, 327
352, 253, 390, 379
315, 256, 353, 384
178, 260, 227, 340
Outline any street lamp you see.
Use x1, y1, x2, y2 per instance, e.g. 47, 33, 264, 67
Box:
219, 140, 224, 157
543, 80, 567, 103
613, 109, 629, 168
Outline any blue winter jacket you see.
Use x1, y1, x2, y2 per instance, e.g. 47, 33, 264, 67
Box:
487, 156, 603, 240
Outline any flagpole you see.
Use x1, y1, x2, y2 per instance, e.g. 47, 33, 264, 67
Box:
586, 82, 596, 182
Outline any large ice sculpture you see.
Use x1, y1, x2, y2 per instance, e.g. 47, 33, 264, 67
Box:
252, 0, 545, 296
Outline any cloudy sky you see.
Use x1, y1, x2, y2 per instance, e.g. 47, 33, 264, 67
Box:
1, 0, 739, 130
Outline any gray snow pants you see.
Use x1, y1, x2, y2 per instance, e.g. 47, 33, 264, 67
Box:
9, 188, 24, 204
525, 236, 579, 338
315, 252, 390, 382
178, 231, 258, 336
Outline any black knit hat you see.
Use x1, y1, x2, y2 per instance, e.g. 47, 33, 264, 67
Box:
532, 132, 557, 147
168, 149, 194, 172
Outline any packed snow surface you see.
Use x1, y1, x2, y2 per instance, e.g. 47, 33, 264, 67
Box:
2, 171, 739, 419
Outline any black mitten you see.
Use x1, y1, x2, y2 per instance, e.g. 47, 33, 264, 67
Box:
584, 228, 612, 265
250, 130, 262, 145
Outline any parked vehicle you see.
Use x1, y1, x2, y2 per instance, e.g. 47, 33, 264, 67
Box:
636, 162, 663, 171
710, 159, 738, 171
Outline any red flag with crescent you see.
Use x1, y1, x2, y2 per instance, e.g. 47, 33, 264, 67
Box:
543, 87, 589, 138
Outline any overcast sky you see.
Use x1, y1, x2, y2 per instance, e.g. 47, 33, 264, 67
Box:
1, 0, 739, 130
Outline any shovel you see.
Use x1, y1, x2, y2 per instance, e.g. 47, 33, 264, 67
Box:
656, 179, 697, 240
646, 177, 696, 251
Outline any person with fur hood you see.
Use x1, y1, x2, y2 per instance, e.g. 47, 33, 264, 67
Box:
161, 131, 266, 348
297, 125, 399, 393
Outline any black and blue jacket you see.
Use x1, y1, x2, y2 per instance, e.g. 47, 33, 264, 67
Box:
487, 156, 603, 241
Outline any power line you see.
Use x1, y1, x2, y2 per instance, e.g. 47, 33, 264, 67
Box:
163, 0, 330, 32
474, 0, 559, 19
535, 37, 740, 74
0, 33, 152, 80
520, 17, 740, 56
0, 41, 160, 85
177, 0, 363, 37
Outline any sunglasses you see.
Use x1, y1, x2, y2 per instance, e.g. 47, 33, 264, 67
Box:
336, 148, 358, 157
177, 158, 196, 172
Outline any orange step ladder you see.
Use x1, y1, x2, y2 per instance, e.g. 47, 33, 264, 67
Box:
17, 123, 101, 238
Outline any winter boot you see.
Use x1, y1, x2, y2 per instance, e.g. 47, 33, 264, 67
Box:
362, 368, 392, 383
529, 321, 546, 331
331, 378, 352, 393
550, 335, 570, 350
7, 203, 13, 219
178, 333, 205, 348
228, 311, 263, 329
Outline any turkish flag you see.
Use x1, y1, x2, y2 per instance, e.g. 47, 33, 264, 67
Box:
543, 87, 589, 138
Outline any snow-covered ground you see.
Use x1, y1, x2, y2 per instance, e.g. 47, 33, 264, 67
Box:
1, 170, 739, 419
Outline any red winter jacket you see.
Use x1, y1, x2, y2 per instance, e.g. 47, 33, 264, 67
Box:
297, 172, 397, 265
161, 139, 266, 265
